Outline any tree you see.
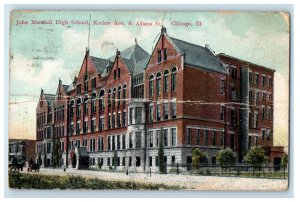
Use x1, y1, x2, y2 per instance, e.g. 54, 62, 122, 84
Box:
52, 136, 61, 168
192, 148, 207, 171
281, 153, 288, 179
216, 148, 235, 174
158, 128, 165, 174
243, 146, 266, 177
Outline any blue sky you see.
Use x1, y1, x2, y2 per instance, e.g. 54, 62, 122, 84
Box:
9, 11, 289, 147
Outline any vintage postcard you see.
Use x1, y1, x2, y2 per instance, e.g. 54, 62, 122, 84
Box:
8, 10, 289, 191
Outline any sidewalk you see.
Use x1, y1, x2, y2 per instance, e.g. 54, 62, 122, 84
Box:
24, 168, 288, 191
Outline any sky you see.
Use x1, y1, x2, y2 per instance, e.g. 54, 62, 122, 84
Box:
8, 11, 289, 148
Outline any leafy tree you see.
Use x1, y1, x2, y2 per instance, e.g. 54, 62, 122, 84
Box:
37, 153, 42, 166
243, 146, 266, 177
158, 128, 165, 174
192, 148, 207, 171
281, 153, 288, 179
216, 148, 235, 174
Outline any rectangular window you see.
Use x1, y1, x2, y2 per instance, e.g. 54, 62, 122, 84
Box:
163, 48, 167, 61
122, 112, 127, 127
171, 128, 177, 146
135, 132, 142, 148
255, 91, 259, 106
155, 156, 158, 167
99, 117, 104, 131
149, 105, 153, 122
136, 157, 141, 167
91, 119, 96, 133
77, 84, 81, 94
112, 136, 115, 151
89, 138, 95, 152
249, 90, 253, 105
268, 107, 272, 120
221, 80, 225, 94
128, 157, 132, 167
149, 157, 153, 167
117, 68, 120, 78
135, 107, 142, 124
149, 131, 153, 147
249, 72, 252, 84
129, 108, 133, 124
231, 109, 236, 126
114, 69, 117, 80
254, 112, 258, 129
83, 121, 88, 133
158, 50, 162, 63
163, 129, 168, 147
220, 106, 225, 120
163, 103, 169, 120
117, 135, 120, 150
262, 106, 265, 119
220, 132, 224, 147
122, 134, 126, 149
186, 128, 191, 145
268, 78, 273, 88
204, 130, 208, 146
262, 130, 266, 141
255, 73, 259, 85
129, 132, 133, 148
76, 122, 80, 135
212, 131, 216, 146
117, 113, 121, 128
171, 102, 176, 118
196, 129, 200, 145
98, 137, 103, 151
156, 104, 161, 121
112, 114, 116, 129
262, 76, 266, 87
92, 78, 96, 89
108, 136, 111, 150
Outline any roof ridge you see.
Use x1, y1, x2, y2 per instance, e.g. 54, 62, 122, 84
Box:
170, 36, 206, 49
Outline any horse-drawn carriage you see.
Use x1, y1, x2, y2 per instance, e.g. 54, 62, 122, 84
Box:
9, 157, 25, 173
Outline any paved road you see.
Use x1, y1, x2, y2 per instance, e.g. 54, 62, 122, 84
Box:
23, 168, 288, 191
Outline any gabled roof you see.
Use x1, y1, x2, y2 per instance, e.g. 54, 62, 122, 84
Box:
62, 85, 69, 93
109, 44, 150, 73
90, 56, 111, 74
44, 93, 55, 105
169, 37, 225, 73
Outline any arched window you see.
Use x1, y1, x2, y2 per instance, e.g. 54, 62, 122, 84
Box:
156, 72, 161, 96
118, 86, 122, 106
149, 75, 154, 97
163, 70, 169, 93
99, 89, 105, 111
171, 67, 177, 92
123, 84, 127, 105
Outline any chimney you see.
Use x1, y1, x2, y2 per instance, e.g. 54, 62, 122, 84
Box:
116, 49, 121, 56
135, 37, 137, 45
161, 26, 167, 34
86, 47, 89, 55
59, 78, 62, 85
41, 88, 43, 95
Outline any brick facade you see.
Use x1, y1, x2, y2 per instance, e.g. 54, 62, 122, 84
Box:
35, 27, 283, 171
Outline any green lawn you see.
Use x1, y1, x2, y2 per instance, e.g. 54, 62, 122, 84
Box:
9, 172, 184, 190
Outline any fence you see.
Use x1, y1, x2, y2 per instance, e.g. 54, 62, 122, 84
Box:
159, 163, 288, 179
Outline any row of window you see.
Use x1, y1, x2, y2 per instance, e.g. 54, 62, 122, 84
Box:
149, 102, 177, 122
249, 72, 273, 88
149, 67, 177, 97
186, 128, 225, 147
54, 106, 65, 122
148, 128, 177, 147
249, 90, 273, 106
249, 107, 272, 129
